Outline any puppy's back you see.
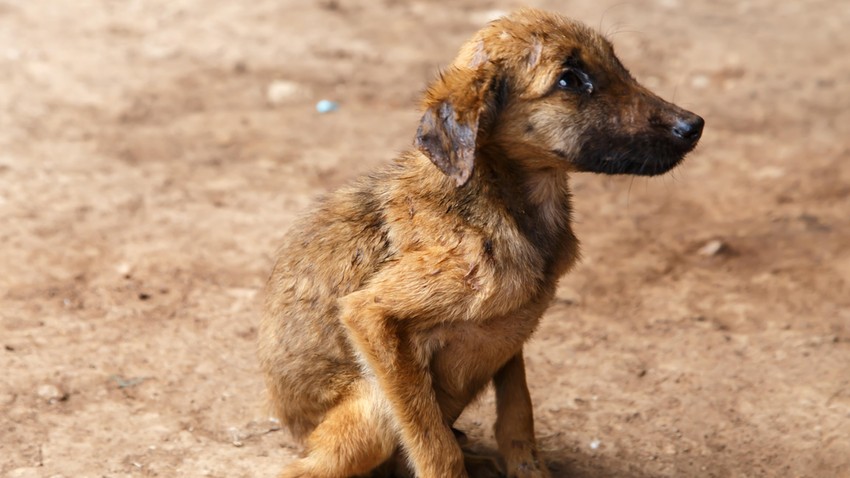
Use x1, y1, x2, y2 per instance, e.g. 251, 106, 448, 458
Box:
257, 157, 420, 438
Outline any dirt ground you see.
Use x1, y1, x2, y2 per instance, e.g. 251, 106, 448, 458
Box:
1, 0, 849, 477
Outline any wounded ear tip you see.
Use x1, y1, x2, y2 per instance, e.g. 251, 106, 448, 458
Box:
454, 170, 473, 187
413, 134, 426, 151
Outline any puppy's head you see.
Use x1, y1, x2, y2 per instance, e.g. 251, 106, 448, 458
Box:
415, 8, 704, 186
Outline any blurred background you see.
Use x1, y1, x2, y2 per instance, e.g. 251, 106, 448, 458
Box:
1, 1, 848, 477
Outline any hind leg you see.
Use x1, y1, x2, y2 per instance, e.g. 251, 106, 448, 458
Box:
280, 381, 397, 478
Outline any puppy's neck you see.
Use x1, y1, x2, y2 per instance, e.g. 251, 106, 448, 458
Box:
522, 165, 572, 233
470, 147, 578, 279
477, 148, 573, 235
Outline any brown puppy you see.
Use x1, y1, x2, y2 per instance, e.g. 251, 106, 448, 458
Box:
259, 8, 703, 478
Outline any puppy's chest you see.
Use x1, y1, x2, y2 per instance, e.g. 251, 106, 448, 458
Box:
464, 241, 573, 321
423, 300, 550, 396
386, 188, 577, 318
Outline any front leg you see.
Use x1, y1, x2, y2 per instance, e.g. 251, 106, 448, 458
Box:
341, 289, 467, 478
494, 352, 550, 478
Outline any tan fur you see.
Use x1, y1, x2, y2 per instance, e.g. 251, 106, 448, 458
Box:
259, 8, 702, 478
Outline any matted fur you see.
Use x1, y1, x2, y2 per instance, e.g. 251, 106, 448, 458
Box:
259, 8, 702, 478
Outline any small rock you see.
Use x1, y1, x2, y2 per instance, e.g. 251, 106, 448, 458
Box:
115, 262, 132, 276
110, 375, 146, 389
266, 80, 301, 105
315, 99, 339, 114
589, 439, 601, 450
227, 426, 244, 447
267, 417, 281, 431
37, 384, 67, 403
697, 239, 726, 257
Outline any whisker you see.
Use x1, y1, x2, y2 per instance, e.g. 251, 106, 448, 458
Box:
599, 2, 635, 37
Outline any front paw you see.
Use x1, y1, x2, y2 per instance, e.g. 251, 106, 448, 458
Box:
506, 457, 550, 478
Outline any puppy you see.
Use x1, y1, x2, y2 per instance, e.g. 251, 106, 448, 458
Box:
259, 8, 703, 478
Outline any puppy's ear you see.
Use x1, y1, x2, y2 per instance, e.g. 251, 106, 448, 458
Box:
415, 100, 478, 187
415, 67, 494, 187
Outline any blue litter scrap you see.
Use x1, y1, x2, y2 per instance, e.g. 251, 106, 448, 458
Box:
316, 100, 339, 113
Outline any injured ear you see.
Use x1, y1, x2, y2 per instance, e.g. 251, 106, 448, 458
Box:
415, 101, 478, 187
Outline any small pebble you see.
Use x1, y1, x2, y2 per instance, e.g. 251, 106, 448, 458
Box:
266, 80, 301, 106
316, 99, 339, 114
115, 262, 132, 276
111, 375, 146, 389
589, 439, 601, 450
698, 239, 726, 257
227, 426, 244, 447
37, 384, 67, 403
268, 417, 281, 431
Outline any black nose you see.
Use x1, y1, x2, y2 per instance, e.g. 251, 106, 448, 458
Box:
671, 114, 704, 143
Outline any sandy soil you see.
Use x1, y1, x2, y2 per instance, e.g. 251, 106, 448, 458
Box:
1, 1, 849, 477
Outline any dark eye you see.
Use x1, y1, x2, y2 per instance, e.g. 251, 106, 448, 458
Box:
557, 69, 593, 94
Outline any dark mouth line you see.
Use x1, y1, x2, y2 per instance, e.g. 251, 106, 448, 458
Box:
554, 150, 687, 176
